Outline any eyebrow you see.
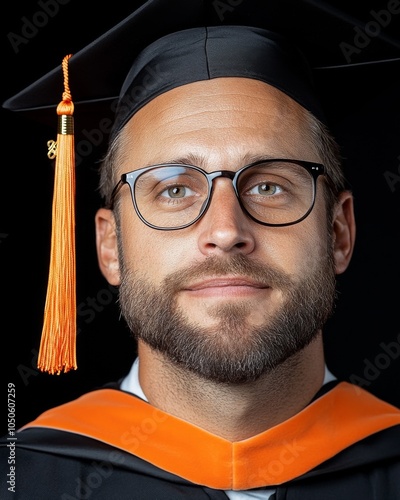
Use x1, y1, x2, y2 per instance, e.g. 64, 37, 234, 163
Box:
161, 152, 279, 170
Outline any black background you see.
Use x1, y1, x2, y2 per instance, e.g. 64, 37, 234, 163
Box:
1, 0, 399, 436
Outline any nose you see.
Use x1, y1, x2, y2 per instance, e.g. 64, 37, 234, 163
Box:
197, 178, 256, 256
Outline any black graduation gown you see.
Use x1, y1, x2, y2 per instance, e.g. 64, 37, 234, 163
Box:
2, 380, 400, 499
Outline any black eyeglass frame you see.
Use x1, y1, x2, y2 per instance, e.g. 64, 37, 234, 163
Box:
108, 159, 325, 230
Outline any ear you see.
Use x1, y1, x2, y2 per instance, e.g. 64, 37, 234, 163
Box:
332, 190, 356, 275
95, 208, 121, 286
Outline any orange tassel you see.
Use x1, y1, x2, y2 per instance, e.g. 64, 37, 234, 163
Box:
37, 54, 77, 374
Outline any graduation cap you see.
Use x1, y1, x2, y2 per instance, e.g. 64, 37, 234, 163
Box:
4, 0, 400, 375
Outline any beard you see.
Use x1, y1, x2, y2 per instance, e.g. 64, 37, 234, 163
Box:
118, 247, 337, 384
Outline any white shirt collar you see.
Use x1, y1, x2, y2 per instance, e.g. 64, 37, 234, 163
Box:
120, 357, 337, 401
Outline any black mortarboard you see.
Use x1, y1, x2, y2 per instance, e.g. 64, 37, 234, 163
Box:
4, 0, 400, 137
3, 0, 400, 375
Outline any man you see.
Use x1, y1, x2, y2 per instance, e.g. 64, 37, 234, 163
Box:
1, 0, 400, 498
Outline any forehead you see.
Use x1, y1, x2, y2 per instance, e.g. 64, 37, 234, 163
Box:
120, 77, 315, 168
131, 77, 307, 127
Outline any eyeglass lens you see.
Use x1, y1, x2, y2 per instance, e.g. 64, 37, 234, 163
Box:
126, 161, 316, 229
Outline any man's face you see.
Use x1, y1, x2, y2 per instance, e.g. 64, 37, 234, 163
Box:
106, 78, 338, 383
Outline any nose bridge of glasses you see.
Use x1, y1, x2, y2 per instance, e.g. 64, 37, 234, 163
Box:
205, 170, 242, 217
208, 170, 237, 189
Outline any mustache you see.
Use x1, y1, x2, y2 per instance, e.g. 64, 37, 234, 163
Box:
163, 254, 294, 292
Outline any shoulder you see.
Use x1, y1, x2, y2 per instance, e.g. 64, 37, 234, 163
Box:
284, 425, 400, 497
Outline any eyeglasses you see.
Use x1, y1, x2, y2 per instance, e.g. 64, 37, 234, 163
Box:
108, 159, 325, 230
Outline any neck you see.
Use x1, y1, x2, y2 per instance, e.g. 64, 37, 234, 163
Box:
138, 335, 326, 441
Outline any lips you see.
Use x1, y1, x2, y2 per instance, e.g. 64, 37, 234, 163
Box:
185, 277, 269, 292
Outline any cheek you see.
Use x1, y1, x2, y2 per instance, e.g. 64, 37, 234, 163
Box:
263, 220, 329, 278
119, 209, 194, 283
297, 221, 331, 274
290, 194, 331, 273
